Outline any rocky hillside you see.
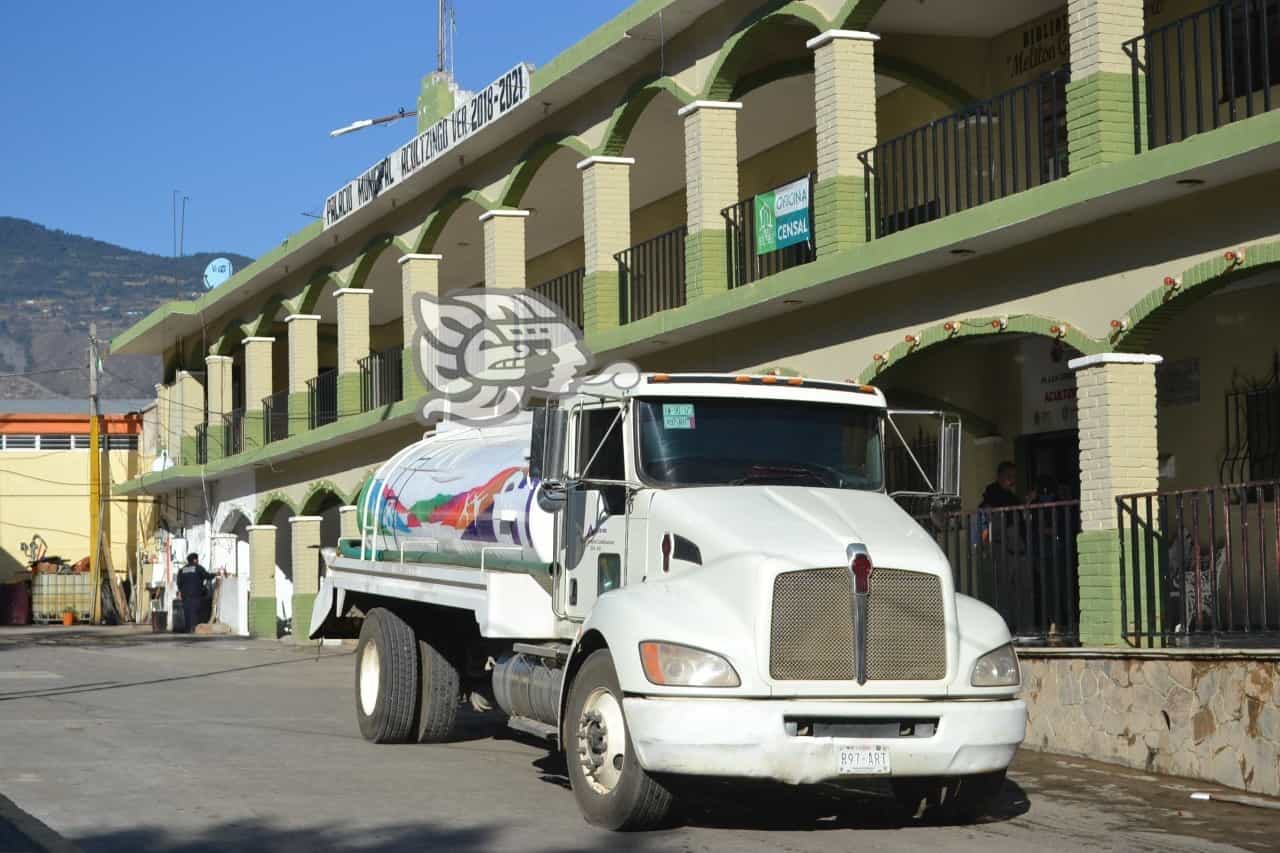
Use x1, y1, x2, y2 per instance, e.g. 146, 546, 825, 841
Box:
0, 217, 251, 400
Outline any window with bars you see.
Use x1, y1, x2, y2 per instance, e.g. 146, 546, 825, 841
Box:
1222, 0, 1280, 97
0, 434, 141, 451
1221, 354, 1280, 484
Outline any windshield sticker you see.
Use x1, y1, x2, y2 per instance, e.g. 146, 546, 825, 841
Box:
662, 403, 695, 429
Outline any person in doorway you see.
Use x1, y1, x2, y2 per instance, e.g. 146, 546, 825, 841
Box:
980, 461, 1028, 509
175, 553, 215, 633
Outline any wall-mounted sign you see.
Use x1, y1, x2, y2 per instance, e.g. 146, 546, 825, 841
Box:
754, 177, 811, 255
1000, 10, 1069, 83
324, 63, 532, 230
202, 257, 234, 290
1021, 336, 1077, 435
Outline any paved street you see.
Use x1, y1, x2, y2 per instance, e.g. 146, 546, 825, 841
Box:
0, 627, 1276, 853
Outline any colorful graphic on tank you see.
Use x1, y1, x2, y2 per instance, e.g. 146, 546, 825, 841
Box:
366, 467, 531, 544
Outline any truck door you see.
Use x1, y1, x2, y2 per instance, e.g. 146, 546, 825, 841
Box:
559, 404, 628, 620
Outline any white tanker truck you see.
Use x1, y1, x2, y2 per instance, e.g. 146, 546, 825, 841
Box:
309, 373, 1026, 830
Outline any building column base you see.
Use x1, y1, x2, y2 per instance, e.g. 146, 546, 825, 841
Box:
248, 596, 277, 638
815, 175, 867, 255
337, 372, 361, 420
685, 229, 728, 302
292, 593, 316, 644
1067, 71, 1141, 171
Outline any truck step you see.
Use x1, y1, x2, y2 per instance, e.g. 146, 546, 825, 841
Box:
508, 715, 559, 745
512, 642, 570, 662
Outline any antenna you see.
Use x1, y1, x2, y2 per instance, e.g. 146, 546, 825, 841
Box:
437, 0, 455, 74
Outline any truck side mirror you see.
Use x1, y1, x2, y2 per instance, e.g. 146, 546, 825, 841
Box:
530, 405, 568, 484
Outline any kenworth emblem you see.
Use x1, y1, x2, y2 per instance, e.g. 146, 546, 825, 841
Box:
847, 543, 874, 685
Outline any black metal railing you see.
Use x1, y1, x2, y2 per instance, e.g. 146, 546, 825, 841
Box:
223, 408, 244, 457
721, 174, 816, 289
922, 501, 1081, 645
263, 391, 288, 445
533, 267, 585, 330
1118, 479, 1280, 647
858, 67, 1070, 240
1124, 0, 1279, 152
194, 423, 209, 465
359, 349, 404, 412
615, 225, 687, 325
307, 369, 339, 429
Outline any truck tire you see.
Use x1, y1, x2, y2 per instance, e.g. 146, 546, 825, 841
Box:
564, 650, 673, 830
354, 608, 420, 744
417, 637, 460, 743
891, 769, 1007, 823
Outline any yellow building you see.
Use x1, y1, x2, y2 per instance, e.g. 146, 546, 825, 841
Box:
0, 402, 155, 594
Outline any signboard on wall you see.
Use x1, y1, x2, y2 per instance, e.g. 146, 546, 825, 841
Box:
998, 9, 1069, 84
1021, 336, 1077, 434
754, 177, 811, 255
324, 63, 532, 230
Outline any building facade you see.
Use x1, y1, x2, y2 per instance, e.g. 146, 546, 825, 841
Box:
112, 0, 1280, 650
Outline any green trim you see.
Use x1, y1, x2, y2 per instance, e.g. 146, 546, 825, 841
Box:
857, 315, 1104, 384
256, 492, 299, 525
1076, 530, 1123, 647
248, 596, 277, 639
684, 229, 728, 302
838, 0, 887, 28
702, 4, 826, 101
732, 57, 813, 101
414, 190, 498, 253
599, 78, 696, 157
301, 480, 349, 515
346, 234, 413, 290
336, 372, 362, 421
112, 220, 323, 353
582, 269, 622, 336
1067, 72, 1140, 172
814, 175, 866, 257
499, 134, 592, 207
288, 391, 309, 437
585, 110, 1280, 359
875, 55, 976, 111
1118, 239, 1280, 352
292, 593, 316, 644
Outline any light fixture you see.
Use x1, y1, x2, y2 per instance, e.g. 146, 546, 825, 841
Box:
457, 241, 471, 247
1110, 317, 1129, 333
950, 248, 975, 256
1176, 178, 1205, 186
329, 108, 413, 138
782, 298, 804, 305
991, 316, 1008, 331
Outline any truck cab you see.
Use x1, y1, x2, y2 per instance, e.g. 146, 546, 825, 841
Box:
314, 372, 1025, 830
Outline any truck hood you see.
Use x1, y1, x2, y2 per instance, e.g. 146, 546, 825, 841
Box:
647, 486, 949, 575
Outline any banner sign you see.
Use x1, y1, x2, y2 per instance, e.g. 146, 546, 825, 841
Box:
754, 177, 811, 255
324, 64, 532, 230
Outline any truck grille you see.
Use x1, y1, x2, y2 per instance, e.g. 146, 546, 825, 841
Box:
769, 567, 947, 681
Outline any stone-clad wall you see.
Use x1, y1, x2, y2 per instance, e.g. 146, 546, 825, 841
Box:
1018, 652, 1280, 797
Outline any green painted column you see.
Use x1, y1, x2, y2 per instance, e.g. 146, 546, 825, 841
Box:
578, 155, 634, 334
1070, 353, 1163, 646
1066, 0, 1146, 170
399, 254, 441, 405
247, 524, 277, 638
808, 30, 879, 255
678, 100, 741, 300
290, 515, 322, 645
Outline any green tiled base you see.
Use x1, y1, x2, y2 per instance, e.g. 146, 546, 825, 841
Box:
337, 373, 361, 420
248, 596, 277, 638
292, 593, 316, 644
582, 270, 621, 336
1075, 527, 1162, 648
288, 392, 308, 436
685, 229, 728, 301
815, 176, 867, 256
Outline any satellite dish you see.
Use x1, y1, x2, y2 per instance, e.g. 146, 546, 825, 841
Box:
203, 257, 234, 290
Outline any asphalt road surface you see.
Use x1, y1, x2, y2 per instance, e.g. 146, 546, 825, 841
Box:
1, 627, 1276, 853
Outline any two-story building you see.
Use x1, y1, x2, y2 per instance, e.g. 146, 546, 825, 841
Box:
113, 0, 1280, 651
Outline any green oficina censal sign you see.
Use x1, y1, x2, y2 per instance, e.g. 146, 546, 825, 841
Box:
754, 176, 811, 255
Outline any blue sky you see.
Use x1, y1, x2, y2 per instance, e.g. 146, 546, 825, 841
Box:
0, 0, 633, 259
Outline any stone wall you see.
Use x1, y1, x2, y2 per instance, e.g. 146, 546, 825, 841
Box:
1019, 651, 1280, 797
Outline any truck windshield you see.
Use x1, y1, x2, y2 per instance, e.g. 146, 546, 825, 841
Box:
636, 397, 883, 490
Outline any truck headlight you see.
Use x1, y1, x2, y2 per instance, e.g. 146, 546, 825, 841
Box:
971, 643, 1020, 687
639, 641, 740, 687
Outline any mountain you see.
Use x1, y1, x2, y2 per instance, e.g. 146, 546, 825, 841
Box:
0, 217, 251, 401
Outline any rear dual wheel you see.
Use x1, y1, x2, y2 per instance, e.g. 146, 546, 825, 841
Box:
354, 608, 460, 744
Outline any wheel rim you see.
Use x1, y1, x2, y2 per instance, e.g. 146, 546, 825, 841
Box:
577, 686, 627, 795
359, 641, 381, 716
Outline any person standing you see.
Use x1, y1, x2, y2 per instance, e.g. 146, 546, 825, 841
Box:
175, 553, 214, 633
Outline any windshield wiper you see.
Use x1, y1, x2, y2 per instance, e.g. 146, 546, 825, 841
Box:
730, 463, 840, 488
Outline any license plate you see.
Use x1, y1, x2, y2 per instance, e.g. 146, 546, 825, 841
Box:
837, 745, 891, 775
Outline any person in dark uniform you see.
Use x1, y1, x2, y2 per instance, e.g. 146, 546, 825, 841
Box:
175, 553, 214, 633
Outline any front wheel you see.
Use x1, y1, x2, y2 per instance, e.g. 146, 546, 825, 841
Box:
891, 769, 1007, 823
564, 650, 673, 831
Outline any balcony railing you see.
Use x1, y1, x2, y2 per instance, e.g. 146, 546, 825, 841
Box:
921, 501, 1081, 646
721, 173, 815, 289
532, 267, 585, 330
615, 225, 687, 325
224, 408, 244, 457
1117, 479, 1280, 647
194, 423, 209, 465
263, 391, 288, 445
1124, 0, 1279, 153
858, 67, 1070, 240
359, 349, 404, 412
307, 369, 339, 429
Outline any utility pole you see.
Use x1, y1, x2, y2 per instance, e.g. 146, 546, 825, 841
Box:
88, 324, 102, 623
